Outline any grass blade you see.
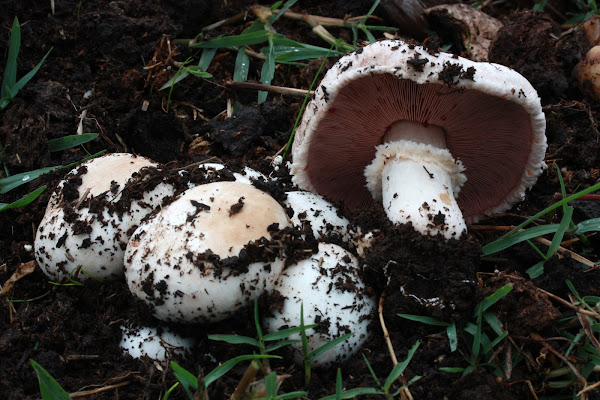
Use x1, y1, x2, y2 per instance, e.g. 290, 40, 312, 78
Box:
193, 30, 270, 48
545, 206, 573, 258
2, 18, 20, 96
258, 37, 275, 103
308, 333, 353, 360
203, 354, 280, 388
268, 0, 298, 24
170, 361, 197, 398
574, 218, 600, 234
198, 48, 217, 71
383, 341, 420, 392
207, 334, 259, 347
483, 181, 600, 254
362, 354, 382, 387
0, 150, 104, 194
481, 224, 560, 255
0, 185, 45, 212
11, 47, 53, 95
446, 322, 458, 352
263, 324, 318, 341
481, 284, 513, 312
397, 313, 449, 327
234, 48, 250, 82
319, 387, 381, 400
265, 339, 301, 352
47, 133, 98, 152
30, 359, 72, 400
483, 311, 504, 336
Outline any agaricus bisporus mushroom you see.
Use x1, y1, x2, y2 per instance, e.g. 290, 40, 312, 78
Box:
264, 243, 374, 367
284, 191, 351, 242
124, 181, 291, 323
120, 323, 193, 362
35, 153, 175, 281
290, 40, 547, 239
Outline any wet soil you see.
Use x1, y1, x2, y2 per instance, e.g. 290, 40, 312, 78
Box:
1, 0, 600, 399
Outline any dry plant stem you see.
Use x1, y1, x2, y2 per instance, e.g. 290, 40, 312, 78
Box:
201, 11, 247, 32
378, 291, 398, 366
471, 225, 596, 268
552, 193, 600, 201
255, 6, 371, 28
69, 381, 130, 398
537, 287, 600, 319
225, 80, 313, 97
530, 333, 589, 397
231, 361, 260, 400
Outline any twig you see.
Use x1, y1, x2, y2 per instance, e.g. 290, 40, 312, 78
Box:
378, 291, 398, 365
231, 360, 260, 400
69, 381, 130, 398
537, 287, 600, 319
225, 81, 313, 97
552, 193, 600, 201
254, 6, 374, 28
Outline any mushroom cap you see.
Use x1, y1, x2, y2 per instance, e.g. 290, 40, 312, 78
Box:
263, 243, 374, 367
284, 191, 351, 241
34, 153, 174, 281
291, 40, 547, 222
124, 181, 291, 323
120, 323, 193, 362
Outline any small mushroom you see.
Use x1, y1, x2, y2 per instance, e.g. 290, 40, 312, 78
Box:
291, 40, 547, 239
120, 323, 193, 362
125, 181, 291, 323
34, 153, 175, 281
284, 191, 351, 242
574, 45, 600, 101
264, 243, 375, 367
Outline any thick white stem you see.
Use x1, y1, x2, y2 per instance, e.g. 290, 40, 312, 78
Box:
365, 140, 467, 239
381, 153, 466, 239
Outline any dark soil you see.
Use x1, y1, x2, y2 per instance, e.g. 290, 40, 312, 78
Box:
1, 1, 600, 399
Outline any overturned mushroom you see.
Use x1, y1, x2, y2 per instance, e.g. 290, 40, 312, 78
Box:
125, 181, 291, 323
291, 40, 547, 239
34, 153, 175, 281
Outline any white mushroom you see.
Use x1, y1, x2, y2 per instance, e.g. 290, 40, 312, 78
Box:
125, 181, 291, 323
284, 191, 351, 242
34, 153, 175, 281
120, 323, 193, 362
263, 243, 374, 367
291, 40, 547, 239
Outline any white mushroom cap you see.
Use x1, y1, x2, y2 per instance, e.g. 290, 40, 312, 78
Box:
120, 323, 193, 362
125, 181, 291, 323
34, 153, 175, 281
263, 243, 374, 367
284, 191, 351, 241
185, 163, 268, 187
291, 40, 546, 225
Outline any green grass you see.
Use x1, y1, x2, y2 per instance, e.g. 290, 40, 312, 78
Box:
482, 166, 600, 278
399, 284, 514, 378
1, 17, 52, 109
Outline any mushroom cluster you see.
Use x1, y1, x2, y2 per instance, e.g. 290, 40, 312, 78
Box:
34, 152, 375, 365
291, 40, 547, 239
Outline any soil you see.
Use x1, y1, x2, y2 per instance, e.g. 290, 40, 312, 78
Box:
1, 1, 600, 399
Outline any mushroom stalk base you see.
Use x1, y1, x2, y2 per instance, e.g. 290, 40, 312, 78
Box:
365, 141, 467, 239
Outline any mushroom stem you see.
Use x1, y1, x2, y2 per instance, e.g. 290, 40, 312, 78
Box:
365, 129, 468, 239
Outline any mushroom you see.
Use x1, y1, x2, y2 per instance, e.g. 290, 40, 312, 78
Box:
124, 181, 291, 323
120, 323, 193, 362
574, 45, 600, 101
263, 243, 374, 367
284, 191, 351, 242
34, 153, 175, 281
291, 40, 547, 239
